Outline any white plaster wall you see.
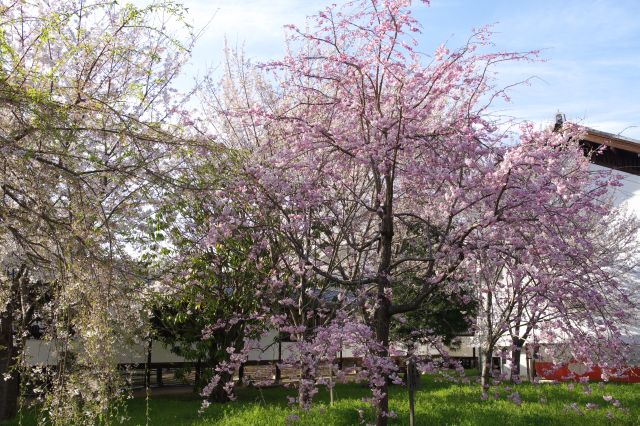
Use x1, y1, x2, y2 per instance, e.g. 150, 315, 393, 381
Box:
594, 165, 640, 343
24, 340, 187, 366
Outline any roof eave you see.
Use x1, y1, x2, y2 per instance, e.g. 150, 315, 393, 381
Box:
581, 128, 640, 154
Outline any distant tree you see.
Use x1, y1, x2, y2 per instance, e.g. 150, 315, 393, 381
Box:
149, 235, 271, 402
391, 285, 477, 349
140, 132, 278, 401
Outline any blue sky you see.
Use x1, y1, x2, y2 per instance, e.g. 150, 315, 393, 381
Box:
167, 0, 640, 139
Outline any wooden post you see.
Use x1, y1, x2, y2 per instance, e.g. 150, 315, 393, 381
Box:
195, 358, 201, 392
472, 347, 477, 369
274, 363, 281, 384
275, 340, 282, 384
329, 366, 334, 407
407, 359, 416, 426
238, 363, 245, 382
531, 344, 538, 381
156, 367, 163, 387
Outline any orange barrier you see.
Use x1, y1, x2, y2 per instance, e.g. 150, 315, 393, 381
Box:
535, 362, 640, 383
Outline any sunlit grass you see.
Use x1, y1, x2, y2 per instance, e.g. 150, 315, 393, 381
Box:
5, 374, 639, 425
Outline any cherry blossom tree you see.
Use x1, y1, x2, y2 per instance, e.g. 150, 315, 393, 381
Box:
0, 0, 195, 422
1, 0, 632, 424
472, 126, 640, 388
204, 1, 637, 424
475, 204, 640, 389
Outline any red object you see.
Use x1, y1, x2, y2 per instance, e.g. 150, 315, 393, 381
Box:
535, 362, 640, 383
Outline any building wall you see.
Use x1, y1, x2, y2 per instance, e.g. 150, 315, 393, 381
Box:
595, 164, 640, 342
24, 334, 478, 366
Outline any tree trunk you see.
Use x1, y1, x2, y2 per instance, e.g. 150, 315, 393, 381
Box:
373, 298, 391, 426
275, 340, 282, 385
372, 175, 395, 426
298, 363, 314, 410
209, 370, 232, 403
209, 385, 231, 403
0, 304, 19, 421
510, 338, 524, 383
480, 347, 493, 390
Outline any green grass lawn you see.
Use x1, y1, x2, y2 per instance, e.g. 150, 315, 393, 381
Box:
5, 375, 640, 425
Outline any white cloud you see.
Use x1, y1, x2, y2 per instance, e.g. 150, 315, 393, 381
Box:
183, 0, 325, 59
